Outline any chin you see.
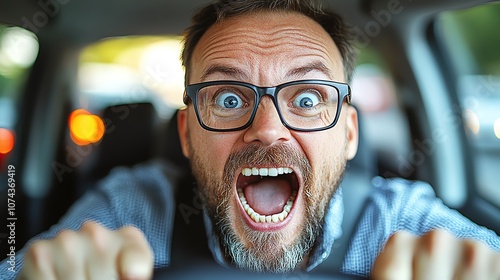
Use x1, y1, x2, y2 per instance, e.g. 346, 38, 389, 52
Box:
213, 184, 315, 273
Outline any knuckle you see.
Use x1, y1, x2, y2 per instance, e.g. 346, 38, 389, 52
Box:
55, 230, 79, 253
428, 228, 449, 237
53, 230, 84, 272
81, 220, 105, 237
372, 260, 402, 280
420, 229, 451, 254
373, 233, 410, 279
81, 221, 106, 239
25, 240, 50, 267
461, 239, 486, 268
81, 221, 113, 252
118, 225, 143, 239
56, 229, 78, 242
386, 231, 413, 248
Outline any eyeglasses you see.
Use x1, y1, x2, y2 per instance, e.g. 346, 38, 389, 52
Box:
183, 79, 351, 132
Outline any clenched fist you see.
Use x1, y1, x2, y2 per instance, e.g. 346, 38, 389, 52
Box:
19, 221, 153, 280
372, 229, 500, 280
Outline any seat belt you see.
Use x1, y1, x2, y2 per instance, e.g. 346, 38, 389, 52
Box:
314, 179, 372, 274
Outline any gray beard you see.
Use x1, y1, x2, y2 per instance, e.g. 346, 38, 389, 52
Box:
190, 143, 346, 273
218, 205, 317, 273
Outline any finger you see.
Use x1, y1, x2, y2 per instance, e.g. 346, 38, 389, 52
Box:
456, 239, 490, 280
87, 257, 120, 280
19, 240, 57, 280
116, 226, 154, 280
413, 229, 458, 280
51, 230, 87, 280
81, 221, 121, 279
372, 231, 417, 280
489, 250, 500, 279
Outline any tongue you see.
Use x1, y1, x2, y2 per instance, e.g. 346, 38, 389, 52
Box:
244, 178, 291, 215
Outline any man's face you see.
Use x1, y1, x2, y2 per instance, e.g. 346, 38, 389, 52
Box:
178, 11, 358, 272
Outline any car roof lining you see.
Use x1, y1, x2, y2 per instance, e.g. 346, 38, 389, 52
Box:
1, 0, 495, 45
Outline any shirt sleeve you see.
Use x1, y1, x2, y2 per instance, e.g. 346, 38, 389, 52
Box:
0, 160, 179, 279
342, 176, 500, 276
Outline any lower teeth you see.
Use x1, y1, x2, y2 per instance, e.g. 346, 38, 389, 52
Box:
238, 189, 296, 223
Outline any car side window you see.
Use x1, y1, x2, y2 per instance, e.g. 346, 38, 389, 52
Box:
438, 3, 500, 208
77, 36, 185, 116
65, 36, 185, 186
351, 47, 411, 179
0, 25, 38, 170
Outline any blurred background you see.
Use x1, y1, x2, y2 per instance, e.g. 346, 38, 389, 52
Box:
0, 1, 499, 257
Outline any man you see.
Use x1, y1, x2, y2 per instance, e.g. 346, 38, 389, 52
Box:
3, 0, 499, 279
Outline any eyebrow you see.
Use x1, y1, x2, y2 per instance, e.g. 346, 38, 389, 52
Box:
200, 65, 249, 82
286, 61, 334, 80
199, 61, 334, 82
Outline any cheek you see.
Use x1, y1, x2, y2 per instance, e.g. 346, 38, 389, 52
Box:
296, 128, 347, 168
187, 121, 241, 177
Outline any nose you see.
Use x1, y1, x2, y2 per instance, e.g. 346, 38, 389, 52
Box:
243, 97, 291, 146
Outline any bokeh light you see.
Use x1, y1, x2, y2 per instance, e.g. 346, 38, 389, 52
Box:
0, 128, 15, 154
494, 119, 500, 139
69, 109, 105, 145
463, 109, 480, 135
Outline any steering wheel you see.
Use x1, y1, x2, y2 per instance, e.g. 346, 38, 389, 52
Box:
153, 262, 367, 280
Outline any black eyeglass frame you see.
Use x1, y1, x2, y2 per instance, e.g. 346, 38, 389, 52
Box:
183, 79, 351, 132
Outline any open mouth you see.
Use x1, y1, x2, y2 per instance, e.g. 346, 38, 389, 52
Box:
236, 167, 300, 226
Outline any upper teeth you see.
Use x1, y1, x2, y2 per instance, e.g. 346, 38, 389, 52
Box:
241, 167, 293, 177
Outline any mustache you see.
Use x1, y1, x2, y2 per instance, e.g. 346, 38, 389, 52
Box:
223, 144, 312, 184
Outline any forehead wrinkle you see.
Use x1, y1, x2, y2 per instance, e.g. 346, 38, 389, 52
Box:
194, 12, 343, 82
200, 23, 333, 57
201, 35, 333, 63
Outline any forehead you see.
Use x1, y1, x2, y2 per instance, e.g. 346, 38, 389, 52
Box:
190, 11, 345, 83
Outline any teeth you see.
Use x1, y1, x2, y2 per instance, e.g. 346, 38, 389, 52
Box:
284, 205, 292, 212
241, 167, 294, 177
237, 188, 297, 224
259, 168, 268, 176
238, 167, 297, 223
269, 168, 278, 176
243, 168, 252, 176
259, 215, 266, 223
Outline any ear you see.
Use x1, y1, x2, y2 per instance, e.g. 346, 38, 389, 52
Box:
177, 108, 190, 159
346, 105, 359, 160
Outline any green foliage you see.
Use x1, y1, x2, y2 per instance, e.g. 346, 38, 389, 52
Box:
445, 3, 500, 76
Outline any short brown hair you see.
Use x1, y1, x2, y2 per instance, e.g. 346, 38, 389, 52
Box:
181, 0, 357, 84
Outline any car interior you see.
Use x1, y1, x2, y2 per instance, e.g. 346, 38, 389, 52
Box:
1, 0, 499, 278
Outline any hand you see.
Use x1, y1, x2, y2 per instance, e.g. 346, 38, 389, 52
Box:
19, 221, 153, 280
372, 229, 500, 280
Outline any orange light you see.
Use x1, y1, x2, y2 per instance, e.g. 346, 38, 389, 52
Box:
0, 128, 15, 154
69, 109, 105, 145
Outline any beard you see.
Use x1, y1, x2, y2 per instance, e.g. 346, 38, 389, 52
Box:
189, 142, 347, 273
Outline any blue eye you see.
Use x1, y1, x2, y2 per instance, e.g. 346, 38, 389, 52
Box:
293, 92, 320, 108
216, 92, 243, 109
